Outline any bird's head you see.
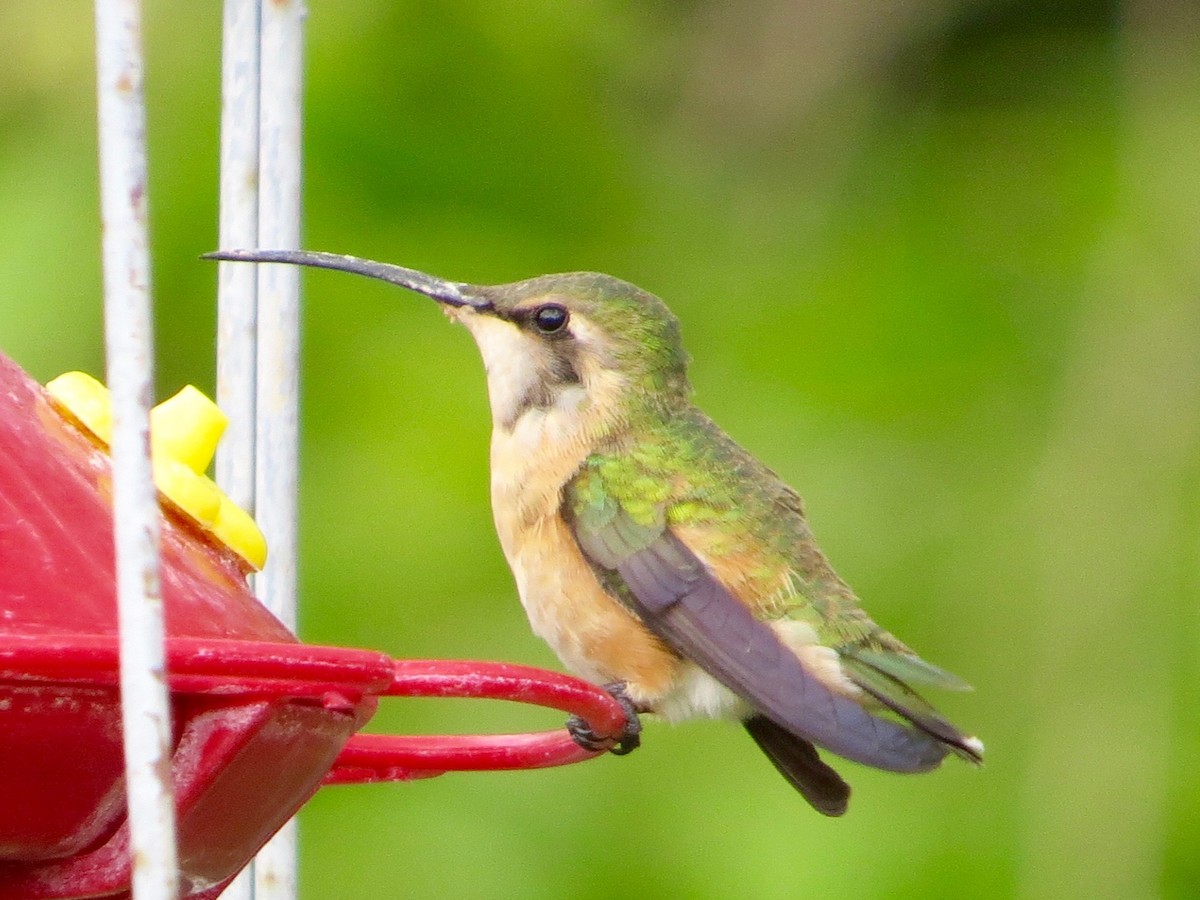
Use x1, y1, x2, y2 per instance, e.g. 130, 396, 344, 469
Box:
206, 250, 692, 434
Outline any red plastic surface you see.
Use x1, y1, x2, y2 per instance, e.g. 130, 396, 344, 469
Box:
0, 357, 294, 644
0, 350, 630, 899
0, 640, 628, 898
0, 350, 329, 895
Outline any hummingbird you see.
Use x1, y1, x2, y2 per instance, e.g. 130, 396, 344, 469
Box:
207, 248, 983, 815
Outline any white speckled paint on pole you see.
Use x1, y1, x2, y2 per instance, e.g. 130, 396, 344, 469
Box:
215, 3, 262, 897
253, 1, 306, 898
215, 0, 262, 518
94, 1, 180, 898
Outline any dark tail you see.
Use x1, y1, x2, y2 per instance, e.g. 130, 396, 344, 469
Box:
744, 715, 850, 816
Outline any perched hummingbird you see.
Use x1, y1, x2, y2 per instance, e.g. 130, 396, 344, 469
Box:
207, 249, 983, 815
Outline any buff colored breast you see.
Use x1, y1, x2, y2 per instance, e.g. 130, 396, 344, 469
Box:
502, 510, 681, 704
482, 390, 681, 706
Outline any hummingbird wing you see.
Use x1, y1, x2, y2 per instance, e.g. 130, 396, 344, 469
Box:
593, 521, 950, 773
566, 470, 950, 774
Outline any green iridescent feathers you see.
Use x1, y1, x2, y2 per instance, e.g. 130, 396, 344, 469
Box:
565, 406, 981, 763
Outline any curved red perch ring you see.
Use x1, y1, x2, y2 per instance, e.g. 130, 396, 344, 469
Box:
0, 633, 630, 780
329, 659, 629, 781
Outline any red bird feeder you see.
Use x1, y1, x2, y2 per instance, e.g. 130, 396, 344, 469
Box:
0, 351, 628, 899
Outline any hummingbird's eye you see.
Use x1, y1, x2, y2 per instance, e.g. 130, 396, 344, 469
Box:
532, 303, 569, 334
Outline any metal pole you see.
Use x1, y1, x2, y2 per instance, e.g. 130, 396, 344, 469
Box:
93, 1, 180, 898
215, 0, 262, 514
253, 1, 306, 898
215, 2, 262, 896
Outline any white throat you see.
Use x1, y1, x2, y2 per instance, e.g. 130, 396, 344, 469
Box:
458, 312, 553, 432
453, 309, 623, 529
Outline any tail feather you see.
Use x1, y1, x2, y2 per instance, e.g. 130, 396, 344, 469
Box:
849, 647, 973, 692
744, 715, 850, 816
840, 651, 984, 764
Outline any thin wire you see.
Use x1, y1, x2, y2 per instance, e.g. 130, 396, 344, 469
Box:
252, 1, 307, 897
215, 1, 263, 895
93, 0, 179, 897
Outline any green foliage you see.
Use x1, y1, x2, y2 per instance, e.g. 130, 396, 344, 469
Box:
1, 0, 1197, 897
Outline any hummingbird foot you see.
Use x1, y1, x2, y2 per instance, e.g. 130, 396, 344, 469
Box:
567, 682, 643, 756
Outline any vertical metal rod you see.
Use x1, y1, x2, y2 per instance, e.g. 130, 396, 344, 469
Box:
216, 4, 262, 896
93, 1, 180, 898
253, 1, 306, 898
215, 0, 262, 514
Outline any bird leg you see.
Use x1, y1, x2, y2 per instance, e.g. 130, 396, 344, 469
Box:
566, 681, 644, 756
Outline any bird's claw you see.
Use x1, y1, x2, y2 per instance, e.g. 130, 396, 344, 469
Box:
567, 681, 643, 756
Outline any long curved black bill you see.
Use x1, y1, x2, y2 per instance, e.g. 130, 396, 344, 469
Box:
203, 249, 491, 310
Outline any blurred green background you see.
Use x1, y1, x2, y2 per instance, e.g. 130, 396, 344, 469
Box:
2, 1, 1197, 897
